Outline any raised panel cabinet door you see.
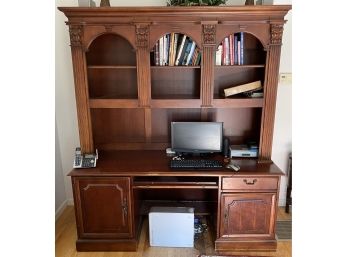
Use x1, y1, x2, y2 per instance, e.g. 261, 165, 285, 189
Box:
220, 193, 276, 239
74, 177, 132, 239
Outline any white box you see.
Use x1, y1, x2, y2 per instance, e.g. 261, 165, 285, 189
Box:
149, 206, 194, 247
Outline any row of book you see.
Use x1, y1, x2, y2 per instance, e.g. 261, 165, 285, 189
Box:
154, 33, 201, 66
216, 32, 245, 66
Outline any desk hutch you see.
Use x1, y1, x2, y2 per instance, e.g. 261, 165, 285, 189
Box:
59, 5, 291, 254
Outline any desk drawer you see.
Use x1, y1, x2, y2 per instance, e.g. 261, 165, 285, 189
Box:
222, 176, 278, 191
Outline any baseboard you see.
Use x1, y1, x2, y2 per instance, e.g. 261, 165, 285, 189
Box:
278, 198, 286, 206
67, 198, 74, 206
55, 199, 68, 221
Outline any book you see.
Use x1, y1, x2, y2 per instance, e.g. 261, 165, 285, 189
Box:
241, 32, 244, 65
169, 32, 175, 66
191, 47, 199, 66
159, 36, 164, 66
216, 44, 222, 65
234, 34, 238, 65
224, 81, 262, 97
185, 42, 196, 65
178, 39, 190, 65
224, 37, 230, 65
181, 40, 193, 65
229, 34, 234, 65
155, 41, 160, 66
171, 33, 179, 66
175, 35, 187, 66
195, 52, 201, 65
237, 40, 241, 65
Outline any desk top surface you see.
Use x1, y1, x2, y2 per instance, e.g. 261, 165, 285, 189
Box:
68, 150, 284, 177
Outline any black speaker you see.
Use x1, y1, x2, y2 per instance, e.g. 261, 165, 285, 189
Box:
223, 137, 230, 157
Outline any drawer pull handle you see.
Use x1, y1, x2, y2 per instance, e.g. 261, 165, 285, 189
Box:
243, 179, 257, 185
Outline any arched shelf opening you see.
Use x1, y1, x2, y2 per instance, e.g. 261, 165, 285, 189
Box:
214, 32, 266, 100
86, 33, 138, 99
215, 32, 266, 66
150, 33, 201, 100
151, 33, 201, 67
87, 33, 136, 66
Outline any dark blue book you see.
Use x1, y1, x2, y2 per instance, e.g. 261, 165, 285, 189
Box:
240, 32, 244, 65
234, 33, 238, 65
178, 38, 190, 65
181, 40, 193, 65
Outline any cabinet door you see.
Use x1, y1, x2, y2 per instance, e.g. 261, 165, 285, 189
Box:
220, 193, 276, 239
73, 177, 132, 239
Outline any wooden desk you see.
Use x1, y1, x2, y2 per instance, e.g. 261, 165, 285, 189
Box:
69, 150, 283, 253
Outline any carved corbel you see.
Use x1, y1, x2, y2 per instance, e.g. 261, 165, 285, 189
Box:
69, 25, 83, 47
135, 25, 150, 49
270, 24, 284, 45
202, 24, 216, 45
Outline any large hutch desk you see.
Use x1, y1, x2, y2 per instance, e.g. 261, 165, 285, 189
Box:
59, 5, 291, 253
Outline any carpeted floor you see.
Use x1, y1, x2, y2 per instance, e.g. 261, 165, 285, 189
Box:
276, 220, 292, 240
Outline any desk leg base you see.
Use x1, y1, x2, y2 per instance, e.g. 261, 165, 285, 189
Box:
76, 238, 138, 251
215, 238, 277, 253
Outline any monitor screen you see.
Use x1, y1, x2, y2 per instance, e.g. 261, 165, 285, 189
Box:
171, 122, 223, 154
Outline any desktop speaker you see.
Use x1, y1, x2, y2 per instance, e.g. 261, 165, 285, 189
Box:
223, 137, 230, 157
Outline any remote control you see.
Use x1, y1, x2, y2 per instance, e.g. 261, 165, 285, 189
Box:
226, 163, 240, 171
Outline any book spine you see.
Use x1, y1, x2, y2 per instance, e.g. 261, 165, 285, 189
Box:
181, 40, 192, 65
229, 34, 233, 65
155, 40, 160, 66
237, 40, 241, 65
159, 36, 164, 66
178, 38, 189, 65
169, 32, 175, 66
240, 32, 244, 65
191, 47, 199, 66
175, 35, 187, 66
195, 52, 201, 66
224, 37, 230, 65
166, 34, 171, 65
171, 33, 178, 66
216, 44, 222, 66
234, 34, 238, 65
185, 42, 196, 65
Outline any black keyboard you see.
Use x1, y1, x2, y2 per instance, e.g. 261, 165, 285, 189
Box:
170, 159, 223, 170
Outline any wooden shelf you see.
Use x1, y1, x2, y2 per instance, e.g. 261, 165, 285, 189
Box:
215, 64, 265, 69
151, 99, 201, 108
89, 99, 139, 108
212, 98, 264, 108
88, 65, 137, 69
151, 66, 201, 69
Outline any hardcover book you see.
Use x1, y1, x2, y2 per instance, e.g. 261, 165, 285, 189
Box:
224, 80, 262, 97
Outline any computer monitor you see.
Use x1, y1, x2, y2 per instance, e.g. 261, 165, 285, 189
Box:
171, 122, 223, 154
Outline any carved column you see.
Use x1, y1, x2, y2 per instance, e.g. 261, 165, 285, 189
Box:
201, 23, 217, 108
259, 23, 284, 161
135, 24, 151, 107
69, 24, 94, 154
135, 24, 152, 141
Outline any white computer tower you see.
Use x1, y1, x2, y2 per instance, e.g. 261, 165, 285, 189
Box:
149, 206, 194, 247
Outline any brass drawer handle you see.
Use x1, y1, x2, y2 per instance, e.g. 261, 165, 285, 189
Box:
243, 179, 257, 185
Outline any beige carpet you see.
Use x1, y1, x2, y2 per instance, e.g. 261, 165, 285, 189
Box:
276, 220, 292, 240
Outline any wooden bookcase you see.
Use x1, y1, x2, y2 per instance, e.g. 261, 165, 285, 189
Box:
59, 5, 291, 253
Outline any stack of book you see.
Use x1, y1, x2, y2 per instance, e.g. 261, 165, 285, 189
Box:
154, 33, 201, 66
216, 32, 244, 66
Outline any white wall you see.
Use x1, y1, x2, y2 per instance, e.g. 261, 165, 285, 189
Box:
55, 120, 68, 216
55, 0, 292, 206
56, 0, 80, 207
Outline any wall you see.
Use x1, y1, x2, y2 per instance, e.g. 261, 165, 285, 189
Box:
55, 120, 68, 218
55, 0, 292, 206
